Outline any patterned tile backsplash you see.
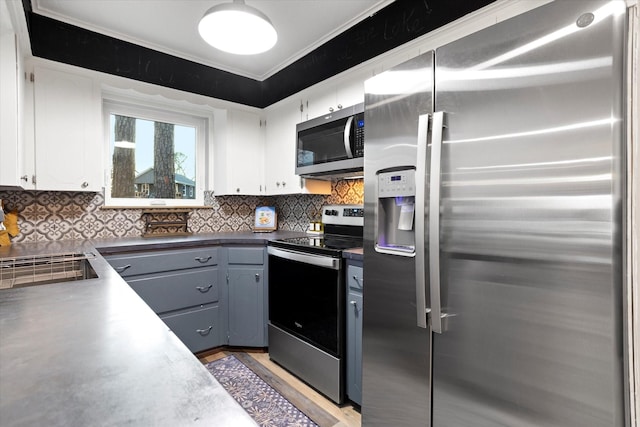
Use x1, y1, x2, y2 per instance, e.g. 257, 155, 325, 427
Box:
0, 180, 363, 242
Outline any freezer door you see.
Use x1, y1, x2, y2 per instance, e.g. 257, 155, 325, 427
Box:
362, 52, 434, 426
432, 1, 626, 426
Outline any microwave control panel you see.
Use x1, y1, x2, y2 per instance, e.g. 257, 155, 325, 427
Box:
353, 113, 365, 157
378, 170, 415, 198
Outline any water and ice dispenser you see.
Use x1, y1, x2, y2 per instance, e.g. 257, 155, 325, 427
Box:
375, 169, 416, 256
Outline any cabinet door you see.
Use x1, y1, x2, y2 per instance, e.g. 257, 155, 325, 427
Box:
264, 101, 330, 195
347, 290, 363, 405
214, 109, 265, 195
33, 65, 102, 191
305, 90, 336, 121
336, 80, 364, 110
304, 79, 364, 121
264, 101, 300, 194
0, 29, 22, 187
227, 266, 265, 347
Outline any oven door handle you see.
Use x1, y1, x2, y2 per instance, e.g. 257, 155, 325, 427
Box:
267, 246, 340, 270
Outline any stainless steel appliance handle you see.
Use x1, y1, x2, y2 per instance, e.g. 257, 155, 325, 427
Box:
343, 116, 354, 158
429, 111, 445, 334
267, 246, 340, 270
414, 114, 430, 329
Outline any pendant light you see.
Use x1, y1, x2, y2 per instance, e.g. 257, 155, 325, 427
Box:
198, 0, 277, 55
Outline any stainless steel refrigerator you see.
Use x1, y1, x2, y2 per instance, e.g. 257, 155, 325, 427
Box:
362, 1, 629, 426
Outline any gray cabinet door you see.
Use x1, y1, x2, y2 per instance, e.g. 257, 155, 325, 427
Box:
227, 267, 265, 347
346, 261, 364, 405
347, 289, 363, 405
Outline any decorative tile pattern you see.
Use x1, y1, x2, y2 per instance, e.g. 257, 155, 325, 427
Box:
205, 355, 318, 427
0, 179, 364, 242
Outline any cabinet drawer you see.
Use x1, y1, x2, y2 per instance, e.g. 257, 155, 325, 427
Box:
227, 247, 264, 265
161, 305, 220, 353
127, 268, 219, 314
106, 247, 219, 277
347, 264, 363, 291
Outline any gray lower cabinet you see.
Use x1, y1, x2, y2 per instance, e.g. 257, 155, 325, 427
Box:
226, 247, 267, 347
346, 260, 363, 405
104, 247, 223, 353
104, 244, 269, 353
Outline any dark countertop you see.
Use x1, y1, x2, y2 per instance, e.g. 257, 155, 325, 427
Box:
0, 230, 305, 258
0, 231, 305, 427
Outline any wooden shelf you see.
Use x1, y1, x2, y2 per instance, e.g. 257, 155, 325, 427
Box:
141, 209, 192, 238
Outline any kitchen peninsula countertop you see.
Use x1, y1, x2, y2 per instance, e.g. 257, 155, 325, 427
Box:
0, 231, 304, 427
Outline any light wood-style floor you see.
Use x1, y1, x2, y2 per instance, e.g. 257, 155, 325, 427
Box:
200, 350, 361, 427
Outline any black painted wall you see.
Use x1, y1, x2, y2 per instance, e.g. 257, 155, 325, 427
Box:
25, 0, 495, 108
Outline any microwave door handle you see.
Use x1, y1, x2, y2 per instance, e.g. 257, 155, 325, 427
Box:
344, 116, 355, 158
414, 114, 430, 329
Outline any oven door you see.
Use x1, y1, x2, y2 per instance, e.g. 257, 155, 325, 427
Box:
267, 246, 344, 357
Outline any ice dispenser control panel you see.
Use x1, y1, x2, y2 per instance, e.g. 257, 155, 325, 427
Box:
378, 170, 415, 197
375, 169, 416, 256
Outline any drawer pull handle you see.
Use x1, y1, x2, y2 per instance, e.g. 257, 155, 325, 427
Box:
196, 284, 213, 293
115, 264, 131, 273
352, 275, 362, 286
196, 326, 213, 336
194, 256, 212, 263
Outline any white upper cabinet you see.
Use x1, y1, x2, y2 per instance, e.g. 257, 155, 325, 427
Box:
304, 90, 336, 122
303, 79, 364, 121
264, 100, 330, 195
213, 109, 265, 195
336, 79, 365, 109
29, 64, 102, 191
0, 3, 23, 188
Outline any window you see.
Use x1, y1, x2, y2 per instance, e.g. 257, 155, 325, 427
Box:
103, 94, 210, 207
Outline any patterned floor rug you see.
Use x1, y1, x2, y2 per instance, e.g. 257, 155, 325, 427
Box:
205, 355, 319, 427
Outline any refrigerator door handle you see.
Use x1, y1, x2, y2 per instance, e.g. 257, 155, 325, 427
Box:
414, 113, 430, 329
429, 111, 445, 334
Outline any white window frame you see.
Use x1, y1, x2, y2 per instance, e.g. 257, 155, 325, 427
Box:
102, 89, 212, 207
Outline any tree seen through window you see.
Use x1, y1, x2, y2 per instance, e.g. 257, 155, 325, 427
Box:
110, 114, 196, 200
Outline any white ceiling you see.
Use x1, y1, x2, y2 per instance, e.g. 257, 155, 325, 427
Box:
32, 0, 394, 81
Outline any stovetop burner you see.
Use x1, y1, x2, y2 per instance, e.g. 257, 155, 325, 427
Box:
269, 204, 364, 256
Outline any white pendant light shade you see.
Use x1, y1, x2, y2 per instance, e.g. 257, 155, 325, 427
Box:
198, 0, 277, 55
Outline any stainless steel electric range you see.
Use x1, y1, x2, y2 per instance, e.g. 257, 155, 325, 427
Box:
267, 204, 364, 404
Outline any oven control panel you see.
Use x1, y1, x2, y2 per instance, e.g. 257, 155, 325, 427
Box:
322, 204, 364, 226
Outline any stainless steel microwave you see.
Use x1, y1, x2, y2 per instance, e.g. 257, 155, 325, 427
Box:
295, 103, 364, 178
